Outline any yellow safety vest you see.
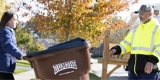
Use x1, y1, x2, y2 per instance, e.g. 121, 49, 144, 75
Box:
119, 18, 160, 73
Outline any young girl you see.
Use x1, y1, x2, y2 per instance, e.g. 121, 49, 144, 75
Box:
0, 12, 24, 80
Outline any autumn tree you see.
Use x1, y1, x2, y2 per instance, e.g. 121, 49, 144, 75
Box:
18, 0, 138, 47
0, 0, 19, 18
24, 18, 45, 38
16, 23, 45, 53
0, 0, 7, 18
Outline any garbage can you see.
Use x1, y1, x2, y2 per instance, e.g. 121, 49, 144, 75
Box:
25, 38, 91, 80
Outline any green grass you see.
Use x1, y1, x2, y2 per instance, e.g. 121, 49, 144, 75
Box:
16, 60, 31, 67
14, 69, 27, 74
14, 60, 30, 74
89, 73, 101, 80
30, 73, 100, 80
30, 78, 36, 80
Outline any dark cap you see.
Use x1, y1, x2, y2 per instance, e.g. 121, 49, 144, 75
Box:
134, 4, 154, 14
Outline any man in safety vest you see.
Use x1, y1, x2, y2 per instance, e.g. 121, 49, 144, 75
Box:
109, 4, 160, 80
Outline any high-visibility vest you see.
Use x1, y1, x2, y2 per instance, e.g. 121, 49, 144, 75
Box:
119, 18, 160, 69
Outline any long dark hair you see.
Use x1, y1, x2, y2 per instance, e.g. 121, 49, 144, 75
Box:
0, 12, 14, 30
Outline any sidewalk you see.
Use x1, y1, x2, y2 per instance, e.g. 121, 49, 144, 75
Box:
14, 70, 35, 80
14, 66, 35, 80
14, 58, 128, 80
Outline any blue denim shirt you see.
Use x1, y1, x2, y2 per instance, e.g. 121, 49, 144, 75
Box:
0, 26, 23, 73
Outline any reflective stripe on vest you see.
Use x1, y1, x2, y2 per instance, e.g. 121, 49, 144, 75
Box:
122, 39, 131, 46
154, 50, 160, 57
131, 25, 159, 52
131, 27, 137, 46
156, 44, 160, 48
155, 44, 160, 57
119, 44, 126, 53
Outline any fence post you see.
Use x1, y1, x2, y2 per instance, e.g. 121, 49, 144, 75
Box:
101, 30, 110, 80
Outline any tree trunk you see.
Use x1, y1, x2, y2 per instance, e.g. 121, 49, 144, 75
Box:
66, 21, 70, 41
66, 28, 69, 41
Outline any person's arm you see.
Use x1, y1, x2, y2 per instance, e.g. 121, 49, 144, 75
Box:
119, 30, 133, 55
0, 30, 23, 60
110, 30, 133, 54
148, 27, 160, 64
147, 56, 158, 64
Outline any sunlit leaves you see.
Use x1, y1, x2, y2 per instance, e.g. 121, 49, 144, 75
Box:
0, 0, 7, 18
18, 0, 138, 47
16, 23, 45, 53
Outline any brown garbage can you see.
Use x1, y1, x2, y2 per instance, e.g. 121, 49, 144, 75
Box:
25, 38, 91, 80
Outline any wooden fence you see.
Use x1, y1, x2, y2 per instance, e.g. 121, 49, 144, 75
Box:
98, 30, 130, 80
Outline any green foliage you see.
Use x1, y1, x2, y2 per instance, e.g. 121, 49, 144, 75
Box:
89, 73, 101, 80
16, 23, 45, 54
30, 78, 36, 80
26, 41, 45, 53
16, 25, 32, 45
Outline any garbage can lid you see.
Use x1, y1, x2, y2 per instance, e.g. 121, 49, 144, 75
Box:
26, 38, 90, 58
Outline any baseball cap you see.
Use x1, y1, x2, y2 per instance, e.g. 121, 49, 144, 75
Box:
134, 4, 154, 14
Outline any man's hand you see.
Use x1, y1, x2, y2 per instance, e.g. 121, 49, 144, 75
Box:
144, 62, 153, 74
109, 49, 116, 58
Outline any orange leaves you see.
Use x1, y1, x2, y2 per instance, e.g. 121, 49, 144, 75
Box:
109, 18, 131, 30
19, 0, 139, 47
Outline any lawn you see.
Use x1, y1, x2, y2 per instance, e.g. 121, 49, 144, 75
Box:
16, 60, 31, 67
89, 73, 101, 80
14, 60, 31, 74
30, 78, 36, 80
14, 69, 27, 74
